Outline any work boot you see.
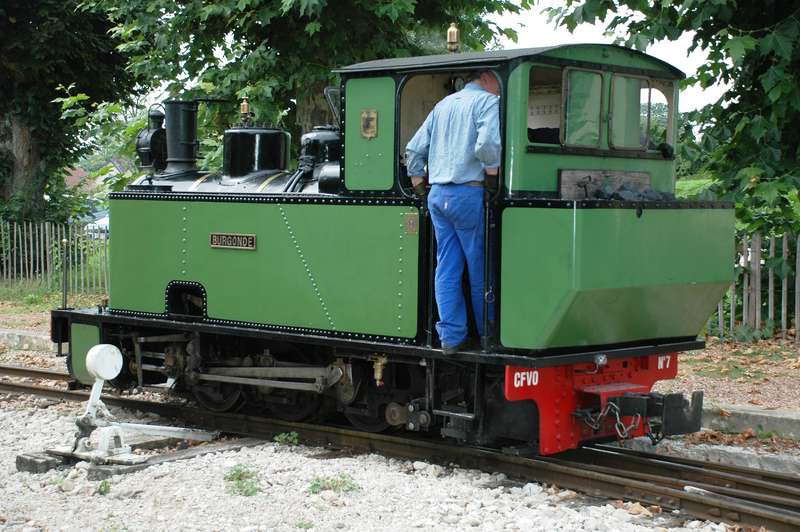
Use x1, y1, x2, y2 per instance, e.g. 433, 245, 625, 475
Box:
441, 339, 471, 355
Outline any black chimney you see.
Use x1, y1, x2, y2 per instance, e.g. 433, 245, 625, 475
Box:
164, 100, 198, 174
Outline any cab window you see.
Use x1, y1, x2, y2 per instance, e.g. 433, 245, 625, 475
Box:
610, 74, 674, 150
562, 69, 603, 148
527, 67, 562, 144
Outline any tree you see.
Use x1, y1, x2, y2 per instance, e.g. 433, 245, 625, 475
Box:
545, 0, 800, 233
85, 0, 529, 147
0, 0, 136, 221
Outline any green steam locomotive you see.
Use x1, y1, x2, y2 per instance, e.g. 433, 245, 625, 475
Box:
52, 43, 733, 455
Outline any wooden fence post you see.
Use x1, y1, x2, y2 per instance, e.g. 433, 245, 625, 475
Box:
796, 235, 800, 344
742, 238, 749, 328
782, 234, 788, 339
2, 221, 7, 281
768, 236, 775, 324
12, 222, 17, 281
104, 229, 110, 294
752, 233, 762, 330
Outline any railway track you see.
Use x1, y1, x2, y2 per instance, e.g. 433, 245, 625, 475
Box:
2, 364, 799, 531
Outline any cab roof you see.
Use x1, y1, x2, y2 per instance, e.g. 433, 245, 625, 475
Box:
335, 44, 684, 79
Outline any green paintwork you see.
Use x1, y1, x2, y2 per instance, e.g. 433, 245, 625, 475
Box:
109, 200, 419, 337
70, 323, 99, 385
504, 62, 678, 193
344, 76, 396, 191
542, 45, 679, 74
500, 207, 734, 349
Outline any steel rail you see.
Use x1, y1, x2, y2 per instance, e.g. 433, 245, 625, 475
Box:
555, 448, 800, 511
0, 364, 72, 382
589, 444, 800, 489
1, 379, 799, 531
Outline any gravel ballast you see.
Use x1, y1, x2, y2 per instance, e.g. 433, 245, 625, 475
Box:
0, 395, 729, 532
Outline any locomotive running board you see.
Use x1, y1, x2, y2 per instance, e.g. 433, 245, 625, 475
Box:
52, 307, 705, 369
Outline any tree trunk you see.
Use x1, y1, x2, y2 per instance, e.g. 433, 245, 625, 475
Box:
3, 114, 43, 217
295, 88, 333, 134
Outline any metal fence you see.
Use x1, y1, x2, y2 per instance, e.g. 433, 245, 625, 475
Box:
710, 233, 800, 342
0, 220, 109, 295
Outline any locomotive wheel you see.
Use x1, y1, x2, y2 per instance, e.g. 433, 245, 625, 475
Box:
345, 405, 390, 433
269, 390, 321, 422
191, 381, 244, 412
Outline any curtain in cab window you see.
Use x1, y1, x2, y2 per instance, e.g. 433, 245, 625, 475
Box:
611, 75, 649, 149
564, 70, 602, 147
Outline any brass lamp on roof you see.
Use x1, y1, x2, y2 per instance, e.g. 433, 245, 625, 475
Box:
447, 23, 459, 53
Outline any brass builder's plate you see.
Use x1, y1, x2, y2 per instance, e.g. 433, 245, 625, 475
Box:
360, 109, 378, 139
210, 233, 256, 250
404, 212, 419, 235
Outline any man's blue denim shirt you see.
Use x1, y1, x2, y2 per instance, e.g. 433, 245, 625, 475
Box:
405, 81, 501, 184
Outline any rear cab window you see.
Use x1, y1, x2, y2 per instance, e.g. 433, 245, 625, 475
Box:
526, 66, 674, 153
610, 74, 674, 150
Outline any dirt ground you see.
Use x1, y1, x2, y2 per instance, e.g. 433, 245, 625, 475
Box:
0, 301, 50, 331
654, 336, 800, 410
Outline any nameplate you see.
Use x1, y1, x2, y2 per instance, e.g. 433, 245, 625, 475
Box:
209, 233, 256, 250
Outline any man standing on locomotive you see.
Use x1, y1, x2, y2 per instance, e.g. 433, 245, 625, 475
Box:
405, 70, 501, 354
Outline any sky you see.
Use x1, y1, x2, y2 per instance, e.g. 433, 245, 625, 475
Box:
491, 1, 728, 112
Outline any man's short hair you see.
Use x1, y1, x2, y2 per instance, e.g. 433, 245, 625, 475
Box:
467, 70, 486, 81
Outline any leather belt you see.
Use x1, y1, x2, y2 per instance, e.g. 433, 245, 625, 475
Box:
436, 181, 484, 187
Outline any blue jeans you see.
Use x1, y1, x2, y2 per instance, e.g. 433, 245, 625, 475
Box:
428, 183, 491, 347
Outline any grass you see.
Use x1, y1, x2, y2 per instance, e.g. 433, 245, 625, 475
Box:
296, 522, 314, 529
273, 431, 300, 445
96, 479, 111, 496
224, 464, 260, 496
308, 474, 360, 495
0, 281, 103, 312
695, 362, 767, 381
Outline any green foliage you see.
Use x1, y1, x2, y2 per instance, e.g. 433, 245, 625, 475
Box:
224, 464, 261, 496
96, 479, 111, 496
0, 1, 136, 221
273, 431, 300, 445
308, 473, 360, 495
675, 179, 715, 200
224, 464, 257, 482
54, 85, 148, 194
83, 0, 530, 143
545, 1, 800, 234
296, 522, 314, 530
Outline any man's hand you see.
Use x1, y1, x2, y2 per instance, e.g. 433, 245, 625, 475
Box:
411, 176, 427, 198
484, 167, 499, 193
